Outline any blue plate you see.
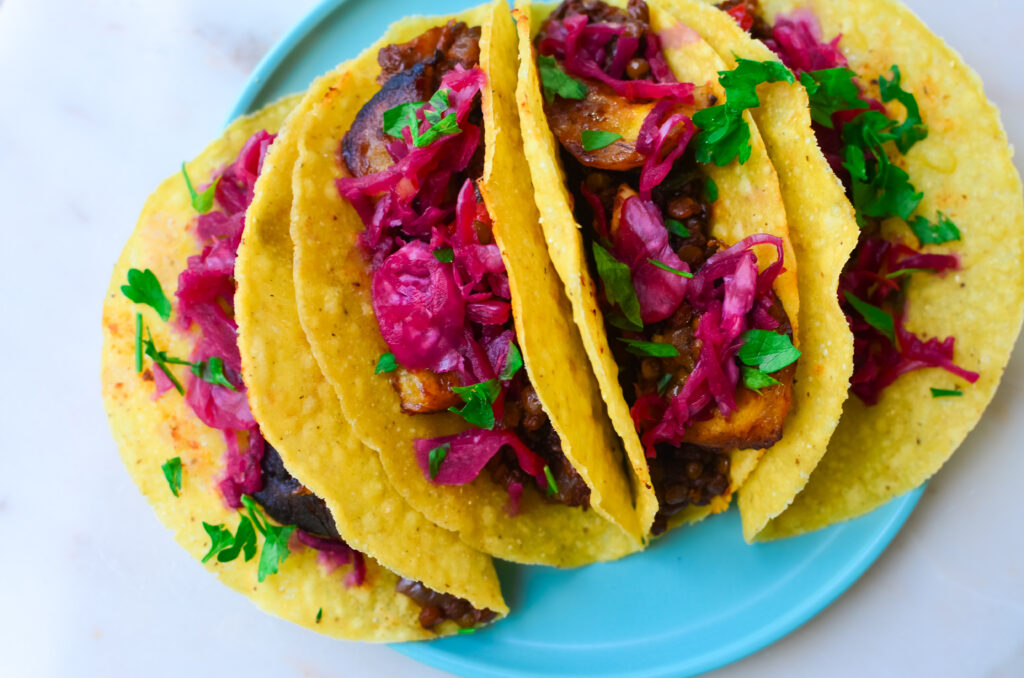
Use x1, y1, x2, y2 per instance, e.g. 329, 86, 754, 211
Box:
226, 2, 924, 675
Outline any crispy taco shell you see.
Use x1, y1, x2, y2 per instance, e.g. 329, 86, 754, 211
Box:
514, 0, 803, 536
102, 97, 503, 642
290, 0, 643, 565
689, 0, 1024, 538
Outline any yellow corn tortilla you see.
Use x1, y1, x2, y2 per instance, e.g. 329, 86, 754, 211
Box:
290, 0, 642, 565
235, 83, 507, 627
711, 0, 1024, 538
660, 0, 859, 541
515, 0, 800, 536
101, 97, 494, 642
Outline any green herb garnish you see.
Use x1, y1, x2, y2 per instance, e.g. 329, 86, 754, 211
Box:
930, 387, 963, 398
884, 268, 936, 279
843, 291, 896, 344
458, 628, 477, 635
741, 365, 782, 393
428, 443, 450, 480
665, 219, 691, 238
799, 68, 867, 129
647, 258, 694, 278
161, 456, 183, 497
449, 380, 501, 429
738, 329, 801, 373
581, 130, 622, 151
656, 372, 673, 395
121, 268, 172, 321
537, 55, 587, 103
201, 517, 257, 565
592, 242, 642, 331
181, 163, 220, 214
618, 338, 680, 358
704, 177, 719, 202
316, 608, 323, 623
693, 58, 794, 166
142, 329, 187, 395
433, 247, 455, 263
242, 495, 295, 583
375, 352, 398, 374
382, 91, 461, 148
543, 465, 558, 496
499, 342, 523, 382
134, 313, 143, 373
191, 356, 236, 391
878, 65, 928, 153
908, 212, 961, 245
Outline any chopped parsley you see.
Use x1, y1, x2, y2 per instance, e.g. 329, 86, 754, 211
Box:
738, 329, 801, 373
458, 628, 477, 635
704, 177, 719, 203
499, 342, 524, 382
741, 365, 782, 393
449, 379, 501, 429
433, 247, 455, 263
142, 328, 187, 394
382, 90, 461, 148
242, 495, 295, 583
134, 313, 143, 373
878, 65, 928, 153
121, 268, 172, 321
538, 55, 587, 103
375, 352, 398, 374
161, 457, 183, 497
656, 372, 673, 395
647, 258, 694, 278
428, 443, 450, 480
885, 267, 935, 279
543, 465, 558, 496
592, 242, 642, 331
581, 130, 622, 151
666, 219, 691, 238
799, 68, 867, 129
201, 496, 299, 583
908, 212, 961, 245
618, 338, 680, 358
843, 291, 896, 343
202, 517, 257, 565
316, 608, 323, 623
181, 163, 220, 214
930, 387, 963, 398
191, 356, 236, 391
693, 58, 794, 166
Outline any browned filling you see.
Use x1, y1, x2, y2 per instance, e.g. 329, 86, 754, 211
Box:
396, 578, 499, 630
540, 0, 795, 533
254, 445, 494, 630
342, 23, 591, 510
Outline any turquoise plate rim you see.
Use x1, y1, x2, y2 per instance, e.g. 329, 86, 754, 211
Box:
224, 2, 924, 676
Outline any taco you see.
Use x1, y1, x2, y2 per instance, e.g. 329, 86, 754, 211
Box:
514, 0, 850, 538
674, 0, 1024, 538
290, 0, 642, 565
101, 96, 506, 641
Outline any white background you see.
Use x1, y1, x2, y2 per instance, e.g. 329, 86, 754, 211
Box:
0, 0, 1022, 676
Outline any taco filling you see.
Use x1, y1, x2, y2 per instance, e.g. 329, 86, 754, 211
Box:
127, 129, 494, 631
718, 0, 979, 404
534, 0, 799, 533
337, 21, 593, 511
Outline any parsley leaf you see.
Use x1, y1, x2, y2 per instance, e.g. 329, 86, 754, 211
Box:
257, 522, 295, 583
538, 55, 587, 103
215, 515, 258, 563
647, 258, 694, 278
656, 372, 673, 395
800, 68, 867, 129
316, 608, 323, 623
383, 101, 424, 138
704, 177, 719, 202
499, 342, 523, 381
433, 247, 455, 263
885, 267, 935, 279
134, 313, 143, 373
415, 113, 460, 147
843, 291, 896, 344
592, 242, 643, 331
201, 522, 236, 563
581, 130, 622, 151
543, 465, 558, 496
741, 365, 782, 393
121, 268, 172, 321
375, 352, 398, 374
908, 211, 961, 245
181, 163, 219, 214
382, 94, 461, 148
458, 628, 477, 635
191, 356, 237, 391
666, 219, 691, 238
693, 58, 794, 166
161, 457, 183, 497
449, 380, 501, 429
142, 329, 186, 395
738, 329, 801, 373
618, 338, 680, 358
428, 443, 450, 480
878, 65, 928, 153
930, 387, 963, 398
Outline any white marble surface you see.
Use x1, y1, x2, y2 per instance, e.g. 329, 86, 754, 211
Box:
1, 0, 1022, 676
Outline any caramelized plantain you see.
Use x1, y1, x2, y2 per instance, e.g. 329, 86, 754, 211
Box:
392, 366, 464, 414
